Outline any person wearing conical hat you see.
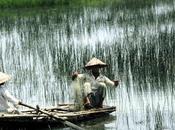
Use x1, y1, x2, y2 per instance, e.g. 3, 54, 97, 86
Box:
72, 57, 119, 109
0, 72, 21, 113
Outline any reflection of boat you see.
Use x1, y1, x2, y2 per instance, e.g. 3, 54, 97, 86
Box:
82, 114, 116, 130
0, 104, 116, 128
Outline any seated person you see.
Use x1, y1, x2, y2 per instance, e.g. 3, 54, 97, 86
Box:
0, 72, 21, 114
72, 57, 119, 109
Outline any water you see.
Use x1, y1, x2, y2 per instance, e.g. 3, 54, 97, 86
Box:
0, 0, 175, 129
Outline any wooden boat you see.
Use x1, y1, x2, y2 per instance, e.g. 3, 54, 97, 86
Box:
0, 104, 116, 128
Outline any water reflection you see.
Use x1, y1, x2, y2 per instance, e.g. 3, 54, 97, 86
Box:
0, 0, 175, 130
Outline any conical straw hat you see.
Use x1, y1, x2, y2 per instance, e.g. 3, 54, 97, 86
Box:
0, 72, 11, 84
85, 57, 107, 69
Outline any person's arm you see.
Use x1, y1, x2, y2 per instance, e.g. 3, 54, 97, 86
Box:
72, 72, 86, 81
3, 89, 20, 105
105, 76, 119, 87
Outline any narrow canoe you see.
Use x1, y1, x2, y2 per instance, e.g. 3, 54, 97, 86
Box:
0, 104, 116, 128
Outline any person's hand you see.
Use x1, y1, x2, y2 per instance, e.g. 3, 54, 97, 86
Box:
113, 80, 119, 87
72, 71, 79, 80
18, 101, 22, 105
14, 101, 22, 108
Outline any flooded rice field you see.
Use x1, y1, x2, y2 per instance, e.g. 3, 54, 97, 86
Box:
0, 0, 175, 129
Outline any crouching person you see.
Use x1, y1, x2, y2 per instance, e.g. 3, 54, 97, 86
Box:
72, 57, 119, 110
0, 72, 21, 114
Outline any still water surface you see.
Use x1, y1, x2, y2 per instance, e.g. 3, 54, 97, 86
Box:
0, 0, 175, 130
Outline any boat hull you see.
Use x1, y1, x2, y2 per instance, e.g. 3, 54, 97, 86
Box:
0, 104, 116, 128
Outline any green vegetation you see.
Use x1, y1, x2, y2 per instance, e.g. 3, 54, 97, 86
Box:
0, 0, 158, 9
0, 0, 58, 8
0, 0, 107, 8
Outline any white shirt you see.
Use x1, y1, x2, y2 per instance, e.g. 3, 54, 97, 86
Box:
0, 87, 19, 111
78, 73, 115, 92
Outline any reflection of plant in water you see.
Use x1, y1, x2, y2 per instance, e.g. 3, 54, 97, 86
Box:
146, 105, 151, 130
154, 106, 163, 130
0, 1, 174, 130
